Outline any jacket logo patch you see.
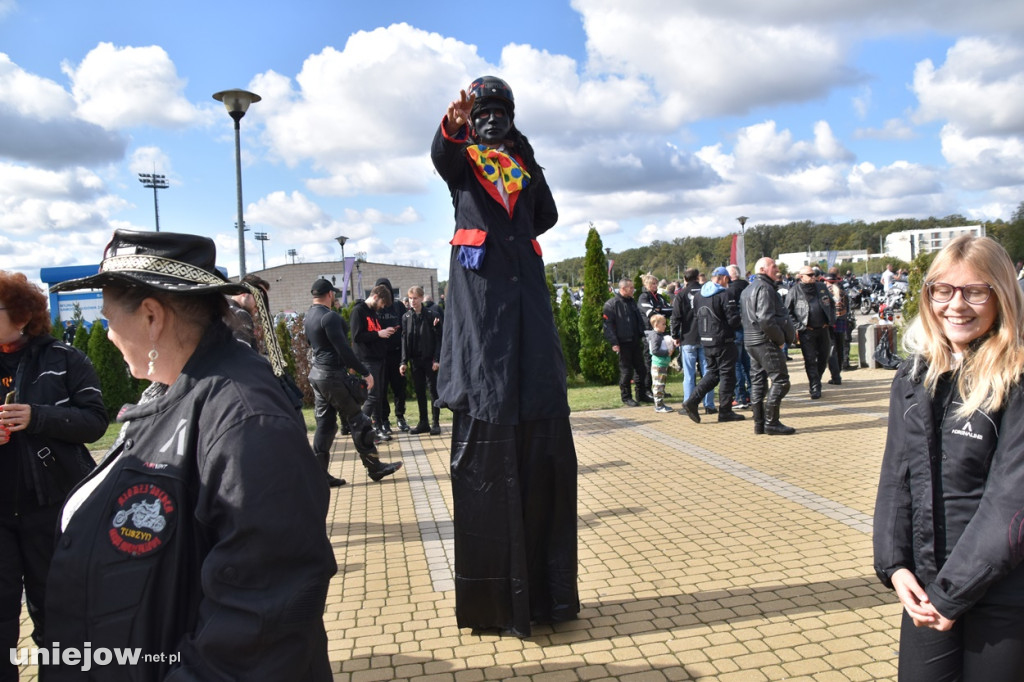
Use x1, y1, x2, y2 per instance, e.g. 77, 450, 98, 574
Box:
109, 484, 176, 556
951, 421, 982, 441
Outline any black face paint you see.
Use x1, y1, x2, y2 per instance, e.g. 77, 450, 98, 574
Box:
472, 103, 512, 145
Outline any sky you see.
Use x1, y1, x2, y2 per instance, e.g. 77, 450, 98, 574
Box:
2, 0, 1023, 284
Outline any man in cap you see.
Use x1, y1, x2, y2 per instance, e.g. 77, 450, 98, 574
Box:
373, 277, 409, 434
305, 278, 402, 485
681, 267, 745, 423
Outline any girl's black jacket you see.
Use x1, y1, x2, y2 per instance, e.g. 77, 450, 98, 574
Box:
873, 356, 1024, 620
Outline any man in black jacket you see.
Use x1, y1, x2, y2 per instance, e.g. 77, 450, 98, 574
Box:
603, 279, 652, 407
671, 268, 716, 414
400, 285, 442, 435
374, 277, 409, 434
785, 266, 836, 399
306, 279, 401, 484
350, 283, 398, 441
740, 257, 797, 435
637, 274, 671, 400
682, 267, 745, 423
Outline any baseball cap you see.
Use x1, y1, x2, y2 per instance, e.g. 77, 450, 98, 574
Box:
311, 278, 341, 296
711, 266, 730, 277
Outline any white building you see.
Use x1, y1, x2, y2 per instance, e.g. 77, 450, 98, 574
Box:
777, 249, 870, 273
884, 225, 985, 262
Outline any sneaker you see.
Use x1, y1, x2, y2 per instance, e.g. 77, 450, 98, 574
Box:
623, 398, 640, 407
397, 417, 410, 432
382, 421, 393, 436
655, 405, 673, 413
374, 427, 392, 442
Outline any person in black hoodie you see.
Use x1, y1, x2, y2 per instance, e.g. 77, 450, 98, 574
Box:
0, 272, 106, 682
874, 235, 1024, 681
681, 267, 745, 424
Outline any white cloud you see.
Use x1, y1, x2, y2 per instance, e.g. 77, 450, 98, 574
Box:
62, 43, 211, 130
940, 124, 1024, 190
0, 53, 125, 167
913, 37, 1024, 137
854, 118, 916, 140
0, 162, 128, 237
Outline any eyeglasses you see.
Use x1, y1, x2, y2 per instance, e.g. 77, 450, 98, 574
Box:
926, 282, 994, 305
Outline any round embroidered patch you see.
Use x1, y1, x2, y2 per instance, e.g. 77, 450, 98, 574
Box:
108, 483, 176, 556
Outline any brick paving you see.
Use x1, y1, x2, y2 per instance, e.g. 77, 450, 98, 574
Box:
18, 364, 905, 681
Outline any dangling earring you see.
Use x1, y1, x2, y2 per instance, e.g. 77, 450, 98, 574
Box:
148, 349, 159, 377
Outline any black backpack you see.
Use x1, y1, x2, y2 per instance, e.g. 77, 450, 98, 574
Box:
696, 298, 725, 347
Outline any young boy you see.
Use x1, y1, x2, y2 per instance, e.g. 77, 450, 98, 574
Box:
645, 314, 676, 413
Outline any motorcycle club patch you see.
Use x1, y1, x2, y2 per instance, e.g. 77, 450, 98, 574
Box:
109, 483, 176, 556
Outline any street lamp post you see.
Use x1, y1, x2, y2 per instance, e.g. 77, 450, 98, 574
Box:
336, 235, 348, 261
255, 231, 269, 270
213, 88, 261, 278
138, 173, 169, 232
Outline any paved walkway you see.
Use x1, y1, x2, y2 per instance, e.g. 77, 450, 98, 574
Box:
19, 364, 904, 681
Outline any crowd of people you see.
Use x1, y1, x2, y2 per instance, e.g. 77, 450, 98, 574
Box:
2, 70, 1021, 681
602, 260, 860, 435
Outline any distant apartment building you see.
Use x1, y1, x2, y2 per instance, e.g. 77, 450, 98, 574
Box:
884, 225, 985, 262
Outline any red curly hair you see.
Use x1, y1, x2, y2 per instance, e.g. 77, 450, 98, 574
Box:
0, 271, 52, 338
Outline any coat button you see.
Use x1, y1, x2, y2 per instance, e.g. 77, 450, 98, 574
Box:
62, 536, 71, 548
511, 276, 519, 282
125, 439, 134, 449
507, 235, 515, 241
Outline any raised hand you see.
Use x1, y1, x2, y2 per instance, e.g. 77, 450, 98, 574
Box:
445, 89, 476, 135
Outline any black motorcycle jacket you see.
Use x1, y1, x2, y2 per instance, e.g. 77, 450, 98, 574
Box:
740, 274, 796, 347
44, 322, 336, 681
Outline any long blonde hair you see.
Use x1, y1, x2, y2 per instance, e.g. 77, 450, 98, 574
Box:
903, 235, 1024, 417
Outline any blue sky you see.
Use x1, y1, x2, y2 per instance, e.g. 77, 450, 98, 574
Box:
2, 0, 1023, 283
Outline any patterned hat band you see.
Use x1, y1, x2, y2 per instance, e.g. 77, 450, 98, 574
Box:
100, 254, 228, 287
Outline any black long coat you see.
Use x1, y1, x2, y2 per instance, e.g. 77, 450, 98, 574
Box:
431, 124, 568, 425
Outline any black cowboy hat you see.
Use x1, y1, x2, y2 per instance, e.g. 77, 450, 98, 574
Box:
50, 229, 246, 295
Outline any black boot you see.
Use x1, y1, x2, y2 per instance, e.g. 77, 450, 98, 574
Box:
751, 401, 765, 435
717, 407, 745, 422
409, 421, 431, 434
682, 396, 701, 423
430, 406, 441, 436
359, 453, 403, 482
764, 401, 796, 435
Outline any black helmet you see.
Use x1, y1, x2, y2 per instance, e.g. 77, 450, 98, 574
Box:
469, 76, 514, 117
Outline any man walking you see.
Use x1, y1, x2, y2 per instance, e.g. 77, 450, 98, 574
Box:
671, 268, 716, 414
682, 267, 745, 424
603, 278, 652, 407
785, 266, 835, 399
727, 264, 752, 409
740, 258, 797, 435
304, 278, 402, 485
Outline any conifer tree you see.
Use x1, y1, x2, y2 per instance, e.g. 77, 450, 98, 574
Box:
558, 293, 581, 377
86, 322, 133, 419
579, 225, 618, 384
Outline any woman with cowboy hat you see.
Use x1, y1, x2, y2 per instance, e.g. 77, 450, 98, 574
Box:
432, 76, 579, 637
44, 230, 335, 681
